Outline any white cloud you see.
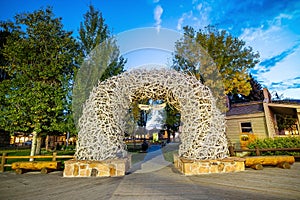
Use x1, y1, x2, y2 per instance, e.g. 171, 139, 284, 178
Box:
176, 11, 193, 31
154, 5, 163, 32
240, 12, 300, 99
153, 0, 160, 3
176, 2, 211, 31
280, 88, 300, 99
263, 48, 300, 82
240, 12, 298, 59
177, 16, 184, 30
196, 3, 202, 11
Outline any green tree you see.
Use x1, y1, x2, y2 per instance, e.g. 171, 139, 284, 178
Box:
230, 74, 264, 103
173, 25, 260, 108
0, 7, 80, 156
73, 5, 126, 126
79, 5, 109, 56
242, 74, 264, 101
0, 30, 10, 82
78, 5, 126, 81
276, 114, 297, 133
165, 104, 180, 141
0, 30, 11, 137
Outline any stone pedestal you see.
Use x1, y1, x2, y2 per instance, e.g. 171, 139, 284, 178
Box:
174, 153, 245, 175
63, 156, 131, 177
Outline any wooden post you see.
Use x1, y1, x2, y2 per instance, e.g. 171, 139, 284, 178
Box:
277, 162, 291, 169
41, 167, 48, 174
250, 164, 264, 170
255, 146, 261, 156
15, 168, 23, 174
229, 145, 235, 157
1, 153, 7, 172
52, 152, 57, 161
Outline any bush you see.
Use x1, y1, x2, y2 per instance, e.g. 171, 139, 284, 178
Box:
247, 137, 300, 156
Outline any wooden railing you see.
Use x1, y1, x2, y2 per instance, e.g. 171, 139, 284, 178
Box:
229, 146, 300, 158
0, 152, 74, 172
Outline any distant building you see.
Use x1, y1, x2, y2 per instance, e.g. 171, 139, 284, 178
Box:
226, 88, 300, 148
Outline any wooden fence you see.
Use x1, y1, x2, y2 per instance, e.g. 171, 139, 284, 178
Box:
229, 146, 300, 158
0, 152, 74, 172
2, 147, 300, 173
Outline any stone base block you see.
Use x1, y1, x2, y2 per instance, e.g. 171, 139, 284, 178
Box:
174, 153, 245, 175
63, 156, 131, 177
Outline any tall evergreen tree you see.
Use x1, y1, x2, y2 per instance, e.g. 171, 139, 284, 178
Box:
0, 7, 80, 155
79, 5, 109, 56
73, 5, 126, 126
242, 74, 264, 101
78, 5, 126, 81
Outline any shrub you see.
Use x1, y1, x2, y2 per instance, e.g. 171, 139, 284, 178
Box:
247, 137, 300, 156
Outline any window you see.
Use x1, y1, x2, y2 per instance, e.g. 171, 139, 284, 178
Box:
240, 122, 252, 133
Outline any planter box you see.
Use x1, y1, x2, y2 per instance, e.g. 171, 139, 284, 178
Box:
63, 155, 131, 177
174, 153, 245, 175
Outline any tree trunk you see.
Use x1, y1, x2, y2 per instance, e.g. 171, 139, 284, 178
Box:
35, 137, 42, 155
45, 135, 49, 151
66, 132, 69, 147
29, 131, 37, 161
167, 128, 171, 143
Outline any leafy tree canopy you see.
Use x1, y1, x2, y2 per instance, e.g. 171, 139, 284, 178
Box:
230, 74, 264, 103
173, 25, 260, 99
0, 7, 80, 136
0, 30, 10, 82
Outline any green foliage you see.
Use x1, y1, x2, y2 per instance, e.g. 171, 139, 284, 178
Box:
242, 74, 264, 101
0, 30, 10, 82
276, 114, 297, 132
0, 7, 80, 136
173, 25, 260, 104
73, 5, 126, 126
79, 5, 109, 56
247, 137, 300, 156
230, 74, 264, 103
78, 4, 126, 81
165, 104, 180, 132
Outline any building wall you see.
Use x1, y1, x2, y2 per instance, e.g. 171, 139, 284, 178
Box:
226, 113, 268, 147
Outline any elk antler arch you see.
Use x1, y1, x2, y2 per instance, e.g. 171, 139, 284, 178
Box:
75, 68, 228, 161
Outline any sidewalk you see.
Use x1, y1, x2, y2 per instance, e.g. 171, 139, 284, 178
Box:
0, 144, 299, 200
129, 144, 171, 174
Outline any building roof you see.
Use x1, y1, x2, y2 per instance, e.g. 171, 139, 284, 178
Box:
272, 99, 300, 105
226, 102, 264, 116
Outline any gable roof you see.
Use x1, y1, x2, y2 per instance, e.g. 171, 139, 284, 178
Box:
272, 99, 300, 105
226, 102, 264, 116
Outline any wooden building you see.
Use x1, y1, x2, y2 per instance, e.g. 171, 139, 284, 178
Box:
226, 88, 300, 148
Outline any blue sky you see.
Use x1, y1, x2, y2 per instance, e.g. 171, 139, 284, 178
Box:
1, 0, 300, 99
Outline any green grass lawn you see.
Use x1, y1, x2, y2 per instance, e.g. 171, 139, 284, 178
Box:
130, 151, 147, 164
162, 143, 179, 163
